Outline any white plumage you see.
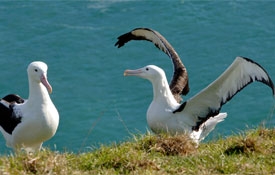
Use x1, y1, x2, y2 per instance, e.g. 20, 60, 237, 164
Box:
0, 61, 59, 152
124, 57, 274, 143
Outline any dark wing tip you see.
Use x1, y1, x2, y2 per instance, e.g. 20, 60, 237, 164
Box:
114, 32, 131, 48
239, 56, 275, 97
114, 28, 155, 48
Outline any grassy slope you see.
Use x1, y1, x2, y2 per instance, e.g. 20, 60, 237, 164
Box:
0, 128, 274, 175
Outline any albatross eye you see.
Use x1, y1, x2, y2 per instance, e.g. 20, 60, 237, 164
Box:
146, 68, 149, 71
34, 69, 38, 72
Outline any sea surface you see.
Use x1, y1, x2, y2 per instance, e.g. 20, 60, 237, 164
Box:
0, 1, 274, 154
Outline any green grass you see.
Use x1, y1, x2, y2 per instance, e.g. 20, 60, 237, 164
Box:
0, 128, 275, 174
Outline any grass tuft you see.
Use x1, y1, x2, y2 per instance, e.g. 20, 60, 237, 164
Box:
224, 137, 258, 155
139, 133, 197, 156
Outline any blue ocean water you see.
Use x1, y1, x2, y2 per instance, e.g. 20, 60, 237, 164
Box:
0, 1, 274, 154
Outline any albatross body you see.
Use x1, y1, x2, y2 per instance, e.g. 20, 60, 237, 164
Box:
0, 61, 59, 152
124, 57, 274, 143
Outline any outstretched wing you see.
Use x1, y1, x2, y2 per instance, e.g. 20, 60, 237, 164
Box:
174, 56, 275, 130
115, 28, 189, 103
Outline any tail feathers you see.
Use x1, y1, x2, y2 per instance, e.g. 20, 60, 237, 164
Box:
190, 113, 227, 144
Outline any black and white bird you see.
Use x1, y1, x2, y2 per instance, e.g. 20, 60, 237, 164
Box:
116, 28, 275, 143
0, 61, 59, 152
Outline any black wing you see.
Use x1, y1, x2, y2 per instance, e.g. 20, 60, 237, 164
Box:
2, 94, 25, 104
0, 94, 24, 134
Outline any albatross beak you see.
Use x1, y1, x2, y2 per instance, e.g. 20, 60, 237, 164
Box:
124, 69, 143, 76
40, 73, 53, 94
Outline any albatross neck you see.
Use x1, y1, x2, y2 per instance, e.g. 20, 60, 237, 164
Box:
27, 81, 51, 104
151, 76, 178, 105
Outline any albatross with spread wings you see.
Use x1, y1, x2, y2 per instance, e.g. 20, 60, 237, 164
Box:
116, 28, 275, 143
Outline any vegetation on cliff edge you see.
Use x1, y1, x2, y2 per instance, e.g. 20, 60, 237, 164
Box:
0, 128, 274, 174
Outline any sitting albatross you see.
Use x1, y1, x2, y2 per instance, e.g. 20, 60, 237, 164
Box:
116, 28, 275, 143
0, 61, 59, 152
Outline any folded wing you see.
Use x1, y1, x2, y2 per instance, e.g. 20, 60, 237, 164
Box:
0, 99, 22, 135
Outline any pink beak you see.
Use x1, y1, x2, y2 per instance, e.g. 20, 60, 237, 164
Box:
40, 73, 52, 94
124, 69, 143, 76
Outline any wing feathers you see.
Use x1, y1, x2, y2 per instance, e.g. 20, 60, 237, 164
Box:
115, 28, 189, 102
0, 94, 24, 134
175, 56, 274, 129
2, 94, 25, 104
0, 100, 22, 134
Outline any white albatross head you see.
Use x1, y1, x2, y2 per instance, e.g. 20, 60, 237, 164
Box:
124, 65, 166, 83
27, 61, 52, 94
